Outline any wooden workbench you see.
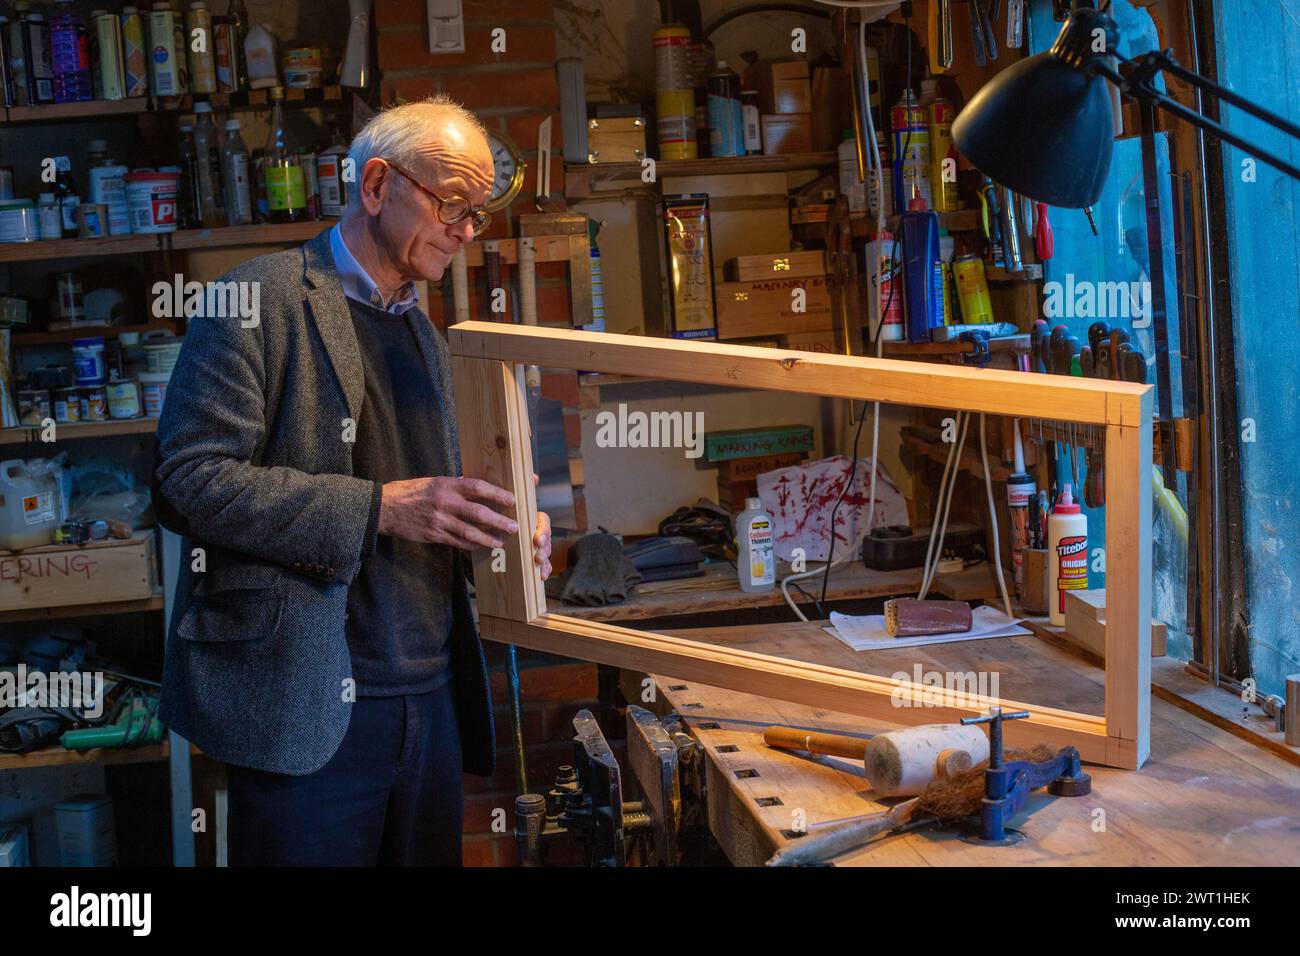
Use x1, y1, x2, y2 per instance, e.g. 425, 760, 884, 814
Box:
641, 620, 1300, 866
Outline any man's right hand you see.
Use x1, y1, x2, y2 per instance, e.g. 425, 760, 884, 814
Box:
378, 477, 519, 551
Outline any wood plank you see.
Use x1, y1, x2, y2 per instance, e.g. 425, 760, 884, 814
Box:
0, 531, 157, 613
1104, 413, 1153, 768
0, 593, 164, 624
1064, 589, 1167, 657
451, 357, 544, 621
481, 612, 1112, 762
0, 418, 159, 445
448, 321, 1148, 426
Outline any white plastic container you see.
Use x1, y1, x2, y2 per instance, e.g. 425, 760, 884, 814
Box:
88, 164, 132, 235
71, 337, 107, 385
55, 794, 118, 867
38, 194, 63, 239
838, 130, 867, 217
1048, 484, 1089, 625
0, 459, 60, 550
245, 23, 278, 89
736, 496, 775, 593
125, 170, 180, 233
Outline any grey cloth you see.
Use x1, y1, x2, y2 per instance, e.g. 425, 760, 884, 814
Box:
545, 533, 642, 607
152, 230, 495, 777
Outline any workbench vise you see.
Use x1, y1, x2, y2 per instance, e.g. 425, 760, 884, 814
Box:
514, 706, 705, 866
960, 708, 1092, 844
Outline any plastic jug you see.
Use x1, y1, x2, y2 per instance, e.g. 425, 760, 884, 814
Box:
0, 459, 60, 550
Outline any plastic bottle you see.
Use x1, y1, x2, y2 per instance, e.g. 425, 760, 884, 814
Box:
1048, 484, 1088, 625
706, 60, 743, 158
864, 230, 903, 342
938, 232, 955, 325
1005, 426, 1036, 599
221, 119, 252, 225
87, 144, 132, 236
900, 186, 942, 343
50, 0, 92, 103
178, 123, 200, 228
928, 93, 958, 212
37, 193, 62, 239
192, 102, 223, 227
736, 497, 775, 593
244, 22, 277, 89
838, 128, 867, 218
740, 87, 761, 155
264, 87, 304, 222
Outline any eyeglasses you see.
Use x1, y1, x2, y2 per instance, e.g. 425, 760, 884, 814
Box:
380, 159, 492, 236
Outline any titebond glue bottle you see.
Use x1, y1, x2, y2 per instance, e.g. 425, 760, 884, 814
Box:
737, 497, 775, 593
1048, 484, 1088, 625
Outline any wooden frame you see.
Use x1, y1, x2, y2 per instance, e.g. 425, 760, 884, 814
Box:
450, 321, 1154, 769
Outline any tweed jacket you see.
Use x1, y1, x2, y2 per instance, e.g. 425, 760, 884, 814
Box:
152, 230, 494, 776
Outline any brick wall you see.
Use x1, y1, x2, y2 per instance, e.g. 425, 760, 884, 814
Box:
375, 0, 594, 865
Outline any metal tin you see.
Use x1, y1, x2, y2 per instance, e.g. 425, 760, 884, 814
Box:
75, 202, 110, 238
0, 200, 39, 242
17, 388, 51, 426
53, 386, 81, 423
93, 12, 126, 100
106, 377, 142, 419
82, 385, 108, 421
147, 5, 180, 96
213, 16, 241, 93
121, 7, 148, 97
185, 2, 215, 94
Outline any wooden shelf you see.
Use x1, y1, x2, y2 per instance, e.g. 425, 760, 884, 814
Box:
0, 594, 164, 624
987, 263, 1044, 282
0, 741, 173, 770
0, 220, 333, 263
882, 333, 1030, 357
566, 151, 837, 196
2, 86, 346, 125
0, 417, 158, 445
12, 322, 174, 347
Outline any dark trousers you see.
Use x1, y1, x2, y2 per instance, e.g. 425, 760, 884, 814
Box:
227, 680, 464, 866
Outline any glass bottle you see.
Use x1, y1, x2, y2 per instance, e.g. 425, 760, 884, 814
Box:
52, 155, 80, 238
226, 0, 249, 92
192, 102, 224, 227
264, 86, 304, 223
178, 123, 201, 228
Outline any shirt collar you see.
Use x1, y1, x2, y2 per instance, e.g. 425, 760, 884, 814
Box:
329, 224, 419, 315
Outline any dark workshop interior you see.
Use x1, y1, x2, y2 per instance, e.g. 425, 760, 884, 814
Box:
0, 0, 1297, 904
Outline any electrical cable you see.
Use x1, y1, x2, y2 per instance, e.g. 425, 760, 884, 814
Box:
979, 412, 1015, 618
919, 410, 969, 598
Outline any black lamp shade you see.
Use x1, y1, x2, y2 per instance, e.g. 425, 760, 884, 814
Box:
951, 51, 1115, 208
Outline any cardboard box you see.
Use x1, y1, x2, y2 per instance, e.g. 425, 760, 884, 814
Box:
761, 113, 812, 155
752, 59, 812, 114
725, 249, 826, 283
716, 275, 833, 340
811, 65, 851, 152
0, 531, 157, 612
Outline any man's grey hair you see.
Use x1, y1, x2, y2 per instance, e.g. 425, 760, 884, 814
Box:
343, 94, 489, 209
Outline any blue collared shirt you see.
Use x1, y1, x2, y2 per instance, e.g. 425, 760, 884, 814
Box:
329, 224, 419, 315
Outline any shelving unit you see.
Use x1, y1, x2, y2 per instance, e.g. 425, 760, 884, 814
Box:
565, 151, 838, 197
0, 220, 335, 264
0, 85, 346, 125
0, 593, 165, 624
0, 418, 159, 444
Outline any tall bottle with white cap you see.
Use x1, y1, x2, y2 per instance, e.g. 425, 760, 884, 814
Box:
221, 119, 252, 225
1047, 484, 1088, 625
737, 496, 775, 593
191, 101, 224, 227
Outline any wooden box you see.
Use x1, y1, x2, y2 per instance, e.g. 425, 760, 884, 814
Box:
1064, 589, 1168, 658
725, 249, 825, 283
780, 329, 838, 353
752, 60, 811, 114
587, 116, 647, 163
0, 530, 157, 613
716, 275, 833, 340
761, 113, 812, 155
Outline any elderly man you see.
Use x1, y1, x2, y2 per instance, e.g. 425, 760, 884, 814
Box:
154, 96, 551, 866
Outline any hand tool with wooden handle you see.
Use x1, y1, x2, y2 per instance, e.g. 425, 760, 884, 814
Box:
764, 722, 989, 797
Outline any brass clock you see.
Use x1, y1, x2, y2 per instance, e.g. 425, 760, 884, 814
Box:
486, 128, 526, 212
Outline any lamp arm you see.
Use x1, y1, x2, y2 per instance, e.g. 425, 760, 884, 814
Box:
1090, 57, 1300, 182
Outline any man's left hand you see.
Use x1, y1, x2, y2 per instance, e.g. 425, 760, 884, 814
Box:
532, 474, 552, 580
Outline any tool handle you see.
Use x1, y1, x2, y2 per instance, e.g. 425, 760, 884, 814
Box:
766, 800, 918, 867
1035, 202, 1054, 260
764, 726, 868, 760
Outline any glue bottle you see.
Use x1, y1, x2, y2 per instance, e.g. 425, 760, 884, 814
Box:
1047, 484, 1088, 625
736, 497, 775, 593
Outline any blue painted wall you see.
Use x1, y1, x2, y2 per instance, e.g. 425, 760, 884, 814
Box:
1214, 2, 1300, 696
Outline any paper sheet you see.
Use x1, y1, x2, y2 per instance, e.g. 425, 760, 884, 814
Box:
825, 606, 1030, 651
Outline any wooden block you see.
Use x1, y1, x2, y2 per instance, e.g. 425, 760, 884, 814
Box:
586, 116, 647, 163
751, 59, 812, 114
725, 250, 826, 283
761, 113, 813, 155
715, 275, 833, 340
1064, 589, 1167, 658
1023, 549, 1049, 615
450, 356, 545, 623
0, 531, 157, 612
1287, 675, 1300, 748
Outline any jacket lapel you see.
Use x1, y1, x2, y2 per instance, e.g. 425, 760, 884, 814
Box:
301, 230, 365, 423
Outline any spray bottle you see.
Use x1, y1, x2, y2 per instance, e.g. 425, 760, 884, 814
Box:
736, 496, 775, 593
1048, 483, 1088, 625
1005, 421, 1036, 599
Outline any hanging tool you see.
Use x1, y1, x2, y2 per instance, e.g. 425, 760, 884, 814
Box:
534, 115, 554, 210
929, 0, 955, 73
1082, 205, 1099, 235
1050, 330, 1081, 494
959, 709, 1091, 844
1034, 201, 1054, 260
999, 185, 1023, 273
967, 0, 989, 67
978, 178, 1004, 266
1007, 0, 1025, 49
1087, 321, 1111, 369
974, 0, 998, 61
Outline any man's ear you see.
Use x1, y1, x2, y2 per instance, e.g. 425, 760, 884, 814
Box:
359, 158, 391, 216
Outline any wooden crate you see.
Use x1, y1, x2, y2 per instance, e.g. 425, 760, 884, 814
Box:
716, 275, 833, 340
725, 249, 826, 282
0, 531, 157, 612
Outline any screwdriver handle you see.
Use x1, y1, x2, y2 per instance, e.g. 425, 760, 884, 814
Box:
1034, 202, 1054, 260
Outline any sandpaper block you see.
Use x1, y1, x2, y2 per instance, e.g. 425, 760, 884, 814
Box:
883, 599, 973, 637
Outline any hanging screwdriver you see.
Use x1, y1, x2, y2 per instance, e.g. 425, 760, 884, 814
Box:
1035, 201, 1054, 260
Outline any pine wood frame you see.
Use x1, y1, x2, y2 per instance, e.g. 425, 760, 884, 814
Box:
450, 321, 1154, 769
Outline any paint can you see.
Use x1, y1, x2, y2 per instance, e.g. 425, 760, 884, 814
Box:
147, 3, 181, 96
53, 387, 81, 423
93, 12, 126, 100
82, 385, 108, 421
928, 96, 958, 212
106, 377, 142, 419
